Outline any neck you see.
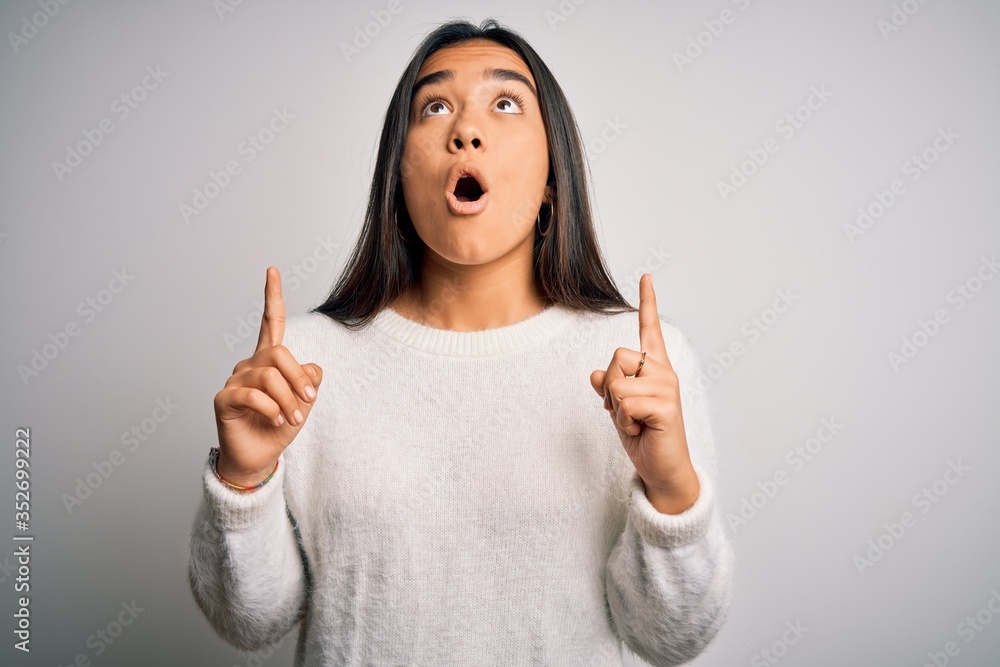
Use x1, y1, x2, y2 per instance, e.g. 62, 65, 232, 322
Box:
391, 249, 549, 331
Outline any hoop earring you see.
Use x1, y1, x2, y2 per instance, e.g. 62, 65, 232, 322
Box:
395, 210, 416, 243
537, 204, 554, 237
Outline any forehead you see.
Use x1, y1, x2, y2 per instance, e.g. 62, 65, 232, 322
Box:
416, 40, 535, 86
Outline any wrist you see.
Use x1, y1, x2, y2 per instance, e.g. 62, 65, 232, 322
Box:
212, 448, 278, 491
643, 468, 700, 515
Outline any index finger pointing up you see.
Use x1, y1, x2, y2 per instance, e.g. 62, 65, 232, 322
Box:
256, 266, 285, 351
639, 273, 669, 367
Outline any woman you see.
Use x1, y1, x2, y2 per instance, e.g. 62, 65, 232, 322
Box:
187, 18, 734, 666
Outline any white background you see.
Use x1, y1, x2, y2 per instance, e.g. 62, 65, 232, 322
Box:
1, 0, 998, 665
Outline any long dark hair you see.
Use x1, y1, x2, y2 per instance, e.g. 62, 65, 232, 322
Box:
311, 18, 635, 329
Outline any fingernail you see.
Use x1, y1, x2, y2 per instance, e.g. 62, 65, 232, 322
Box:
304, 385, 316, 400
307, 366, 317, 377
277, 414, 285, 426
293, 409, 303, 425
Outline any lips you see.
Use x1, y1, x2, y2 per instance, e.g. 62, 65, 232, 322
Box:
445, 163, 490, 215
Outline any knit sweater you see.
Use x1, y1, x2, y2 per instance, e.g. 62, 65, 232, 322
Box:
186, 303, 734, 666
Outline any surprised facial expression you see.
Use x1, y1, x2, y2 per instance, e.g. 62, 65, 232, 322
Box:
400, 40, 552, 267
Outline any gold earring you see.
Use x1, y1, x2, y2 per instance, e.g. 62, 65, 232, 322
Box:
537, 204, 554, 237
395, 210, 416, 243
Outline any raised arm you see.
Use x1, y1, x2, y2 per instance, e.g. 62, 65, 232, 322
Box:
186, 266, 323, 650
594, 274, 735, 664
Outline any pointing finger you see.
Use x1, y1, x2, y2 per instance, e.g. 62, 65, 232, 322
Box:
638, 273, 670, 369
256, 266, 285, 352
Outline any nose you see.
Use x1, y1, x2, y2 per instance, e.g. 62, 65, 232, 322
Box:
452, 136, 481, 150
448, 109, 484, 153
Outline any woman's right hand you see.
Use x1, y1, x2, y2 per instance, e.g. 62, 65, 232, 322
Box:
212, 266, 323, 487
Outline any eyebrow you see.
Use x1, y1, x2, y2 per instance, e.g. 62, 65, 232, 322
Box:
411, 66, 538, 103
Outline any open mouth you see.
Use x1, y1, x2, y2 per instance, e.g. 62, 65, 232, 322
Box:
445, 164, 490, 215
453, 174, 485, 202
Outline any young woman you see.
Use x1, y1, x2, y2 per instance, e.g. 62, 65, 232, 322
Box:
187, 19, 733, 666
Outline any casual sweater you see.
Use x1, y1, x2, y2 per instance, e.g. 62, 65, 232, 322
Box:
186, 303, 735, 666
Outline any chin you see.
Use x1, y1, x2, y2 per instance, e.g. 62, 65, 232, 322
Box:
423, 235, 508, 266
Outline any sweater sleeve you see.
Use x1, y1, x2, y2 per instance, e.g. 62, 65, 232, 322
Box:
186, 451, 308, 651
604, 327, 735, 666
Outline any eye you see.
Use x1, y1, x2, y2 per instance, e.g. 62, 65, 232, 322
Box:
420, 99, 451, 117
494, 98, 519, 114
493, 89, 526, 114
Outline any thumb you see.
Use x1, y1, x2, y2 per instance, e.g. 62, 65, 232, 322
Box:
589, 369, 606, 397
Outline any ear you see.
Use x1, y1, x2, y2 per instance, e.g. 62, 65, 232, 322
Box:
542, 183, 554, 205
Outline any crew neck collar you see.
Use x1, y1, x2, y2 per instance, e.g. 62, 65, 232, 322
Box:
371, 303, 579, 357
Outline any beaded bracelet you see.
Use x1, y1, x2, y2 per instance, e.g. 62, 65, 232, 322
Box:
208, 447, 278, 492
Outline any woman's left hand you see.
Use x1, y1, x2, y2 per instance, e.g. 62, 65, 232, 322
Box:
590, 273, 700, 514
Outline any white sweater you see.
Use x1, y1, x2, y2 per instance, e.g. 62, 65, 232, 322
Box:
186, 304, 734, 666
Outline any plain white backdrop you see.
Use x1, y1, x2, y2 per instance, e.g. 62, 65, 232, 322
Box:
1, 0, 998, 665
